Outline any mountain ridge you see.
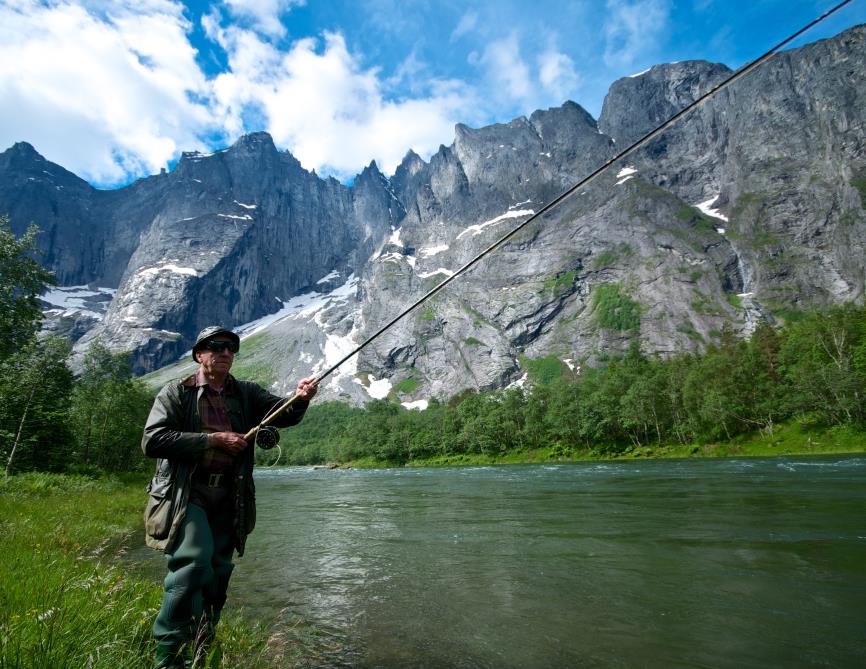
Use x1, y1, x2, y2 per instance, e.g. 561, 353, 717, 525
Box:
2, 24, 865, 405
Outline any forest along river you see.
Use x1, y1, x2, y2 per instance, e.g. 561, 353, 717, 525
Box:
132, 456, 865, 668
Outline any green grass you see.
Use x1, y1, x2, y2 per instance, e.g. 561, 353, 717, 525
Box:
591, 243, 634, 270
542, 271, 577, 296
519, 354, 571, 385
675, 205, 716, 233
726, 293, 743, 309
392, 377, 421, 394
592, 283, 641, 332
228, 358, 278, 388
351, 418, 865, 468
0, 473, 321, 668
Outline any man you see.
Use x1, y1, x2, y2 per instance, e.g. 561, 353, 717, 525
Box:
142, 325, 317, 668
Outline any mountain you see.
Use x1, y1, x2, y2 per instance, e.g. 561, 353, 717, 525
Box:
1, 24, 864, 406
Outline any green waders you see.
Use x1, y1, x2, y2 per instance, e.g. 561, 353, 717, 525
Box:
153, 502, 235, 668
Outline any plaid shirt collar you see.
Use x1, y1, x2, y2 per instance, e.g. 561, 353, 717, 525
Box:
183, 370, 238, 392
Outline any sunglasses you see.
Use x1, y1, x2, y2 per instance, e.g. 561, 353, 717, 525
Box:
201, 339, 239, 354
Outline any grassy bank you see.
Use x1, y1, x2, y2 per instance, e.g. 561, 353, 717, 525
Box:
0, 473, 317, 669
345, 419, 866, 468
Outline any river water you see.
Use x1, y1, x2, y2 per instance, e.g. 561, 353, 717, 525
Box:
135, 456, 865, 668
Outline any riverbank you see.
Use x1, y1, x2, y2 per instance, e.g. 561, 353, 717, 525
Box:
0, 473, 314, 669
3, 426, 862, 667
344, 419, 866, 468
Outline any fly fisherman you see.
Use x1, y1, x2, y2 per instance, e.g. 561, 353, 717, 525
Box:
141, 326, 318, 668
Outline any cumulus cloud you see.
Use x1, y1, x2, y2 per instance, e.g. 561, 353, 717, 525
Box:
0, 0, 212, 184
0, 0, 476, 185
480, 33, 533, 105
537, 50, 581, 101
208, 26, 475, 178
602, 0, 670, 69
0, 0, 608, 188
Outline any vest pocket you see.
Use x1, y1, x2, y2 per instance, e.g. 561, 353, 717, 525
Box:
144, 474, 175, 540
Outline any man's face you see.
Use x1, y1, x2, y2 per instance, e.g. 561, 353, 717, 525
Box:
196, 337, 236, 374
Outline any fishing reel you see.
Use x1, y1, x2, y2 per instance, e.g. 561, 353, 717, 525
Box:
255, 425, 281, 450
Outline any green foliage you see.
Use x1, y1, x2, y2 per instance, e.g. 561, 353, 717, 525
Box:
777, 304, 866, 426
676, 321, 705, 342
68, 341, 153, 473
0, 238, 153, 476
418, 305, 436, 321
520, 355, 569, 385
464, 337, 485, 346
592, 283, 641, 332
592, 243, 634, 269
542, 270, 576, 296
0, 336, 75, 476
267, 304, 866, 467
0, 218, 57, 360
392, 376, 421, 394
675, 206, 715, 232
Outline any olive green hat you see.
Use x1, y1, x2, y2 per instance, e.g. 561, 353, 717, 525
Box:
192, 326, 240, 361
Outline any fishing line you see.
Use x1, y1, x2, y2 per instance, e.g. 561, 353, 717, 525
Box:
245, 0, 855, 441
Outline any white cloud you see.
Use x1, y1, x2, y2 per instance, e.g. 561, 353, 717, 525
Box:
603, 0, 670, 69
210, 28, 475, 178
1, 0, 672, 188
0, 1, 476, 185
480, 33, 532, 104
222, 0, 305, 38
537, 50, 581, 101
0, 0, 212, 184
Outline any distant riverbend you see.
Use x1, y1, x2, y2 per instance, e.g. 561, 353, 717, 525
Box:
135, 456, 865, 668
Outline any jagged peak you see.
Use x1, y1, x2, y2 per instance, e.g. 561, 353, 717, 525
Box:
7, 141, 42, 158
393, 149, 428, 182
612, 59, 731, 86
229, 131, 278, 153
529, 100, 599, 132
354, 160, 385, 185
396, 149, 426, 171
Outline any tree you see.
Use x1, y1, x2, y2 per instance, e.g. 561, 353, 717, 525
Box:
0, 217, 56, 360
1, 336, 74, 476
738, 321, 787, 434
620, 361, 674, 446
68, 340, 154, 472
779, 305, 866, 425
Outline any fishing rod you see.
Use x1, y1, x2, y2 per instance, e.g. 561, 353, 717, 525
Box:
244, 0, 855, 444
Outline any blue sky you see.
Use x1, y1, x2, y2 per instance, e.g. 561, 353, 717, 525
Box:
0, 0, 863, 187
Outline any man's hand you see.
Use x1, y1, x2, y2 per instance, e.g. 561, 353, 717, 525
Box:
208, 431, 249, 454
296, 376, 318, 401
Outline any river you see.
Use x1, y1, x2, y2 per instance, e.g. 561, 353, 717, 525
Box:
136, 456, 865, 667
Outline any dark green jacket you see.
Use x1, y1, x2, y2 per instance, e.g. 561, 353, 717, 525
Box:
142, 373, 307, 555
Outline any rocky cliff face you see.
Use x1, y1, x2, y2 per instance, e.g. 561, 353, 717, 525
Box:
1, 25, 864, 404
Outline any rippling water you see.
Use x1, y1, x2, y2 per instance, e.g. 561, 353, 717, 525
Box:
134, 456, 866, 668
